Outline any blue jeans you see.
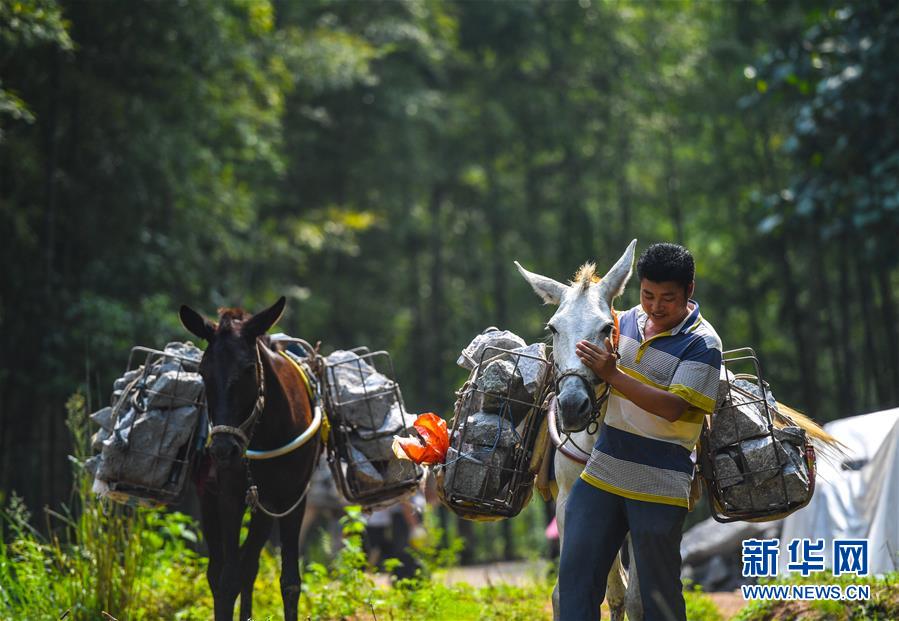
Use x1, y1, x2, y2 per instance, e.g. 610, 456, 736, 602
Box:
559, 478, 688, 621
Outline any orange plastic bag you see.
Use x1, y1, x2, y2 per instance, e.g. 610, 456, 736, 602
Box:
392, 413, 449, 465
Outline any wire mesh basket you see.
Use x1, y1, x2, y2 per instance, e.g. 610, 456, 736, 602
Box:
97, 345, 207, 506
322, 348, 422, 509
437, 345, 552, 520
699, 348, 816, 523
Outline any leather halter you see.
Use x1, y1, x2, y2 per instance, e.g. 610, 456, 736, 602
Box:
208, 341, 266, 450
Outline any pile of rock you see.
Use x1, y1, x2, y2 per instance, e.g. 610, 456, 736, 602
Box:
324, 350, 420, 495
87, 342, 205, 501
709, 376, 811, 513
445, 329, 551, 501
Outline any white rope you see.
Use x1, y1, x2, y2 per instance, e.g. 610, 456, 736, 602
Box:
245, 403, 323, 460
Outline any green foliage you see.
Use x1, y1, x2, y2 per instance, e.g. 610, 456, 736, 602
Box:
684, 582, 724, 621
0, 0, 72, 130
0, 393, 209, 621
300, 505, 380, 618
408, 505, 465, 578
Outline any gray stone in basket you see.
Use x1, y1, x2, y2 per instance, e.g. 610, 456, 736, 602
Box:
474, 359, 531, 416
84, 455, 102, 478
90, 406, 115, 431
722, 482, 753, 512
113, 368, 144, 392
511, 343, 550, 398
709, 397, 770, 451
326, 350, 381, 389
732, 378, 779, 413
97, 405, 199, 489
739, 436, 785, 485
773, 425, 806, 448
146, 370, 204, 409
729, 463, 810, 510
714, 452, 743, 488
444, 445, 508, 500
353, 432, 397, 462
92, 428, 112, 452
325, 350, 398, 427
385, 458, 419, 485
161, 341, 203, 371
355, 403, 408, 440
337, 387, 398, 429
720, 437, 810, 512
346, 443, 384, 490
459, 413, 518, 448
106, 407, 137, 448
457, 329, 526, 370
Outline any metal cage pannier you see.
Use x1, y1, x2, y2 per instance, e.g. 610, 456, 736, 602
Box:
437, 345, 552, 521
698, 348, 816, 523
87, 343, 207, 507
322, 348, 422, 509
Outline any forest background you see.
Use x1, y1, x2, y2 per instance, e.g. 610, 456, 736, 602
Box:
2, 0, 898, 563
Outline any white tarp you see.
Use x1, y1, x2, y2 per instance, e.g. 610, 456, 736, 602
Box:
777, 407, 899, 575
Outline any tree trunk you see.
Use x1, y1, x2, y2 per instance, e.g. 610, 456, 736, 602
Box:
837, 229, 859, 413
874, 263, 899, 403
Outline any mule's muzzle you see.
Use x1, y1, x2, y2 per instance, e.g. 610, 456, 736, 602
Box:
209, 435, 243, 466
557, 381, 593, 433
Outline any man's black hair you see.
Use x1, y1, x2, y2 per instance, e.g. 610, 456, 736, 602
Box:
636, 243, 694, 291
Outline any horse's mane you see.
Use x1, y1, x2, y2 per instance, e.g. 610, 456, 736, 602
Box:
572, 262, 601, 288
216, 307, 252, 333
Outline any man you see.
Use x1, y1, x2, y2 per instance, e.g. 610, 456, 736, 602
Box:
558, 242, 722, 620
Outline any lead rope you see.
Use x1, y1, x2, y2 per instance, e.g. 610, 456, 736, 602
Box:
246, 479, 313, 519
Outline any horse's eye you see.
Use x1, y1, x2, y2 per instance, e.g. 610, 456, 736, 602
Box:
546, 323, 558, 335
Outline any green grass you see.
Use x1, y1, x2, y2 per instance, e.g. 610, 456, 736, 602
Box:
734, 572, 899, 621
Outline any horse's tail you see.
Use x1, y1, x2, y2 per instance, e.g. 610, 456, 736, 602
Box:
774, 401, 844, 450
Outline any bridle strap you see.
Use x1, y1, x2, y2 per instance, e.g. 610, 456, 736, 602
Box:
208, 340, 266, 449
551, 306, 619, 436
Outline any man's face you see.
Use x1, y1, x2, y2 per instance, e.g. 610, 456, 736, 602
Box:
640, 278, 694, 332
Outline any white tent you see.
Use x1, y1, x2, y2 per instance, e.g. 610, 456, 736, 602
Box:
777, 407, 899, 575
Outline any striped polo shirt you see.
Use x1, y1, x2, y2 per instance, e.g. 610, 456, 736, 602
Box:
581, 300, 722, 507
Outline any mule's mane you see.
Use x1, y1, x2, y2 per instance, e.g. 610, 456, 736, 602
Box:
216, 307, 252, 333
572, 262, 601, 289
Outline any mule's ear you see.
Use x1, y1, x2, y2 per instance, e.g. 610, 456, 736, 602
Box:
243, 296, 286, 338
515, 261, 566, 305
180, 305, 216, 342
599, 239, 637, 303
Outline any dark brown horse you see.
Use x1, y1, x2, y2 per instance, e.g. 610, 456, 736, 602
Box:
180, 297, 322, 621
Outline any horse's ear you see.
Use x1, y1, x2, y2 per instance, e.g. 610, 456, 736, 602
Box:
515, 261, 566, 305
599, 239, 637, 303
180, 305, 216, 342
243, 296, 286, 339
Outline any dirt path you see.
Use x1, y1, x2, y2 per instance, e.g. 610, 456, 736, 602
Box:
376, 560, 747, 618
436, 559, 552, 587
435, 561, 748, 619
707, 590, 747, 619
